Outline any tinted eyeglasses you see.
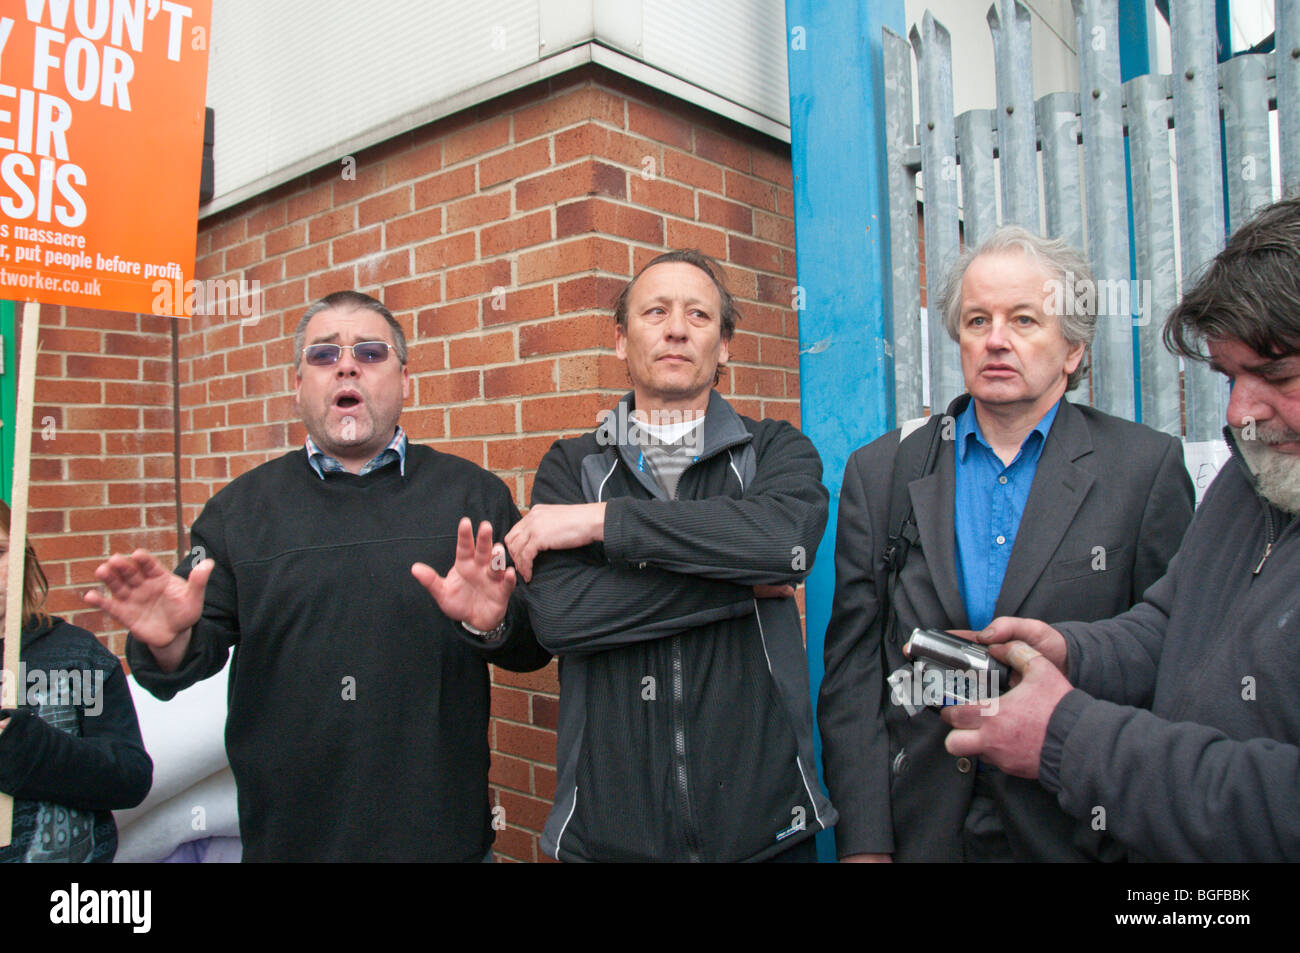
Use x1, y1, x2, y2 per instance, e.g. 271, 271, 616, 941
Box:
302, 341, 396, 366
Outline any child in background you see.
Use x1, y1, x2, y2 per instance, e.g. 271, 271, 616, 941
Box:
0, 501, 152, 862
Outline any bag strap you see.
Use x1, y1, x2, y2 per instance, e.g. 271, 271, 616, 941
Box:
880, 415, 946, 649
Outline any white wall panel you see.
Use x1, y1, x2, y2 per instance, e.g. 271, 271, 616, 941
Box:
206, 0, 539, 211
641, 0, 789, 127
203, 1, 795, 215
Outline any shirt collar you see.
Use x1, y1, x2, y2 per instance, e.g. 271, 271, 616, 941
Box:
305, 425, 407, 479
956, 397, 1061, 464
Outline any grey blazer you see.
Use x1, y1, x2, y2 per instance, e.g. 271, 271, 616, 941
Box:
818, 394, 1195, 861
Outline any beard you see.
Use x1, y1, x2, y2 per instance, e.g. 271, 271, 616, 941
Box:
1233, 425, 1300, 515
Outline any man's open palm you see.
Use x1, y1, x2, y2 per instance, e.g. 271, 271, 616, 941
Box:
412, 518, 516, 632
84, 549, 212, 647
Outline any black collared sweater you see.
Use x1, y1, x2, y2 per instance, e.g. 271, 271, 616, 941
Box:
127, 446, 549, 861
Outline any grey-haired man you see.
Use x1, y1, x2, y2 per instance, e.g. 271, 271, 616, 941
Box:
947, 196, 1300, 861
820, 228, 1194, 862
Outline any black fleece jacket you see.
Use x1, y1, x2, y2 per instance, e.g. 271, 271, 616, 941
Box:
0, 616, 152, 863
526, 390, 836, 861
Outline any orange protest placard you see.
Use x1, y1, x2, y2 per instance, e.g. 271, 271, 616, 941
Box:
0, 0, 212, 317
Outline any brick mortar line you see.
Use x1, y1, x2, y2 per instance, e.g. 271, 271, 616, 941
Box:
206, 195, 792, 273
208, 178, 794, 254
199, 245, 799, 301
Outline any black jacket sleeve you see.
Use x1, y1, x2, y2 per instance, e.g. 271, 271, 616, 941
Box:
1057, 561, 1178, 706
1041, 688, 1300, 861
0, 665, 152, 811
817, 441, 896, 856
602, 420, 830, 586
522, 440, 759, 655
1041, 462, 1300, 861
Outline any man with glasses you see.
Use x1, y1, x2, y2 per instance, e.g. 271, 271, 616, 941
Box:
86, 290, 549, 861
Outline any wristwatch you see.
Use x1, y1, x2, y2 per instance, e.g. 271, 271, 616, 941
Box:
461, 618, 508, 641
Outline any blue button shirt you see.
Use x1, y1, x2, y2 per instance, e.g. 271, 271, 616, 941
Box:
953, 399, 1060, 631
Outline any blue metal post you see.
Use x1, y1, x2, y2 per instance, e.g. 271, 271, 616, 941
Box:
1119, 0, 1155, 419
1215, 0, 1234, 237
1215, 0, 1234, 58
784, 0, 904, 861
1119, 0, 1158, 78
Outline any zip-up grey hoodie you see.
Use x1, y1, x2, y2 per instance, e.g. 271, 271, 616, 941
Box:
1043, 428, 1300, 860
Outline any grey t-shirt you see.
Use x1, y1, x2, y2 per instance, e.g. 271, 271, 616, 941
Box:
630, 417, 705, 499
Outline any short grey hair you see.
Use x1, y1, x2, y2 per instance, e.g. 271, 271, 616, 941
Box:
936, 225, 1096, 392
292, 290, 408, 369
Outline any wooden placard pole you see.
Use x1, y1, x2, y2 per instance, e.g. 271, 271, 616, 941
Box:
0, 300, 42, 848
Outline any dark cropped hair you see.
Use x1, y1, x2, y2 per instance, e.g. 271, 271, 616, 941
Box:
1164, 196, 1300, 363
293, 291, 408, 369
613, 249, 741, 341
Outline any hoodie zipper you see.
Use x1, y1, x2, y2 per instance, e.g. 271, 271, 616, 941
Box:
1253, 505, 1277, 575
670, 634, 703, 862
1225, 427, 1280, 577
613, 403, 746, 862
669, 466, 704, 863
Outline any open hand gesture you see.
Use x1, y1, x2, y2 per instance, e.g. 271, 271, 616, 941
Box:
412, 518, 516, 631
83, 549, 213, 648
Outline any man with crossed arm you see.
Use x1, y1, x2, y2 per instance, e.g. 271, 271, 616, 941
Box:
486, 250, 834, 861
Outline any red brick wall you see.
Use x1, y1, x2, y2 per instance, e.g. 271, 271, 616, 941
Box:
24, 305, 178, 655
22, 63, 802, 863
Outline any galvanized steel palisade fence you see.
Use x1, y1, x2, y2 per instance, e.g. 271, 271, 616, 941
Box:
885, 0, 1300, 441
